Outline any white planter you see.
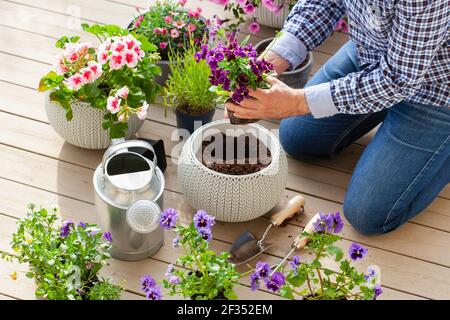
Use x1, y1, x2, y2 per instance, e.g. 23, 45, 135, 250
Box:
254, 3, 291, 29
177, 120, 288, 222
45, 95, 145, 150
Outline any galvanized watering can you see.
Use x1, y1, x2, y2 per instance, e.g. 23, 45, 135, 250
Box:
93, 139, 165, 261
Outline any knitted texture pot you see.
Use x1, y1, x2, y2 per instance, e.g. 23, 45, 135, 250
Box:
45, 96, 145, 149
177, 120, 288, 222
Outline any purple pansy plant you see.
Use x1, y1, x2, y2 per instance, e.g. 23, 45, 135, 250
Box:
349, 242, 368, 261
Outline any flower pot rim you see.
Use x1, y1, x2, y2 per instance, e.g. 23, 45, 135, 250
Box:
189, 119, 280, 179
255, 37, 314, 74
174, 105, 216, 117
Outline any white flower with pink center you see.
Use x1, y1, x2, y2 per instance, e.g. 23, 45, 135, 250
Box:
80, 67, 94, 83
64, 73, 84, 91
107, 96, 121, 114
124, 50, 139, 68
173, 20, 186, 29
134, 46, 145, 58
97, 50, 109, 65
124, 36, 139, 50
170, 29, 180, 38
112, 41, 126, 54
136, 101, 149, 120
87, 61, 103, 80
116, 86, 129, 99
109, 54, 125, 70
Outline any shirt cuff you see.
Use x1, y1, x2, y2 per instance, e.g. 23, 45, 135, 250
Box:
270, 31, 308, 70
304, 83, 339, 118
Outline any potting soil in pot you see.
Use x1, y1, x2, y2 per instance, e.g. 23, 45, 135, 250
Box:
197, 133, 272, 175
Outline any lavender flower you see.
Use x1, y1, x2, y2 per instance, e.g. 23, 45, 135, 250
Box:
313, 212, 333, 233
60, 220, 74, 238
160, 208, 178, 229
146, 286, 163, 300
331, 212, 344, 233
254, 261, 271, 279
373, 284, 383, 300
77, 221, 86, 229
364, 266, 377, 281
103, 232, 113, 242
141, 275, 156, 292
168, 275, 180, 285
264, 272, 285, 292
199, 228, 212, 242
165, 264, 174, 276
172, 236, 180, 248
193, 210, 215, 232
349, 243, 368, 261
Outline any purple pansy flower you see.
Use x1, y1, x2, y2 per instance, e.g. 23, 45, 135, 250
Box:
168, 275, 180, 285
141, 275, 156, 292
172, 236, 180, 248
160, 208, 178, 229
349, 242, 368, 261
289, 255, 301, 275
313, 212, 334, 233
331, 212, 344, 233
199, 228, 212, 242
146, 285, 163, 300
265, 272, 285, 292
165, 264, 174, 276
364, 266, 377, 281
60, 220, 74, 238
373, 284, 383, 300
103, 232, 113, 242
194, 210, 215, 231
77, 221, 86, 229
254, 261, 271, 279
250, 273, 260, 291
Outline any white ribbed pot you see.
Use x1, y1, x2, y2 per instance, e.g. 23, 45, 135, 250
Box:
177, 120, 288, 222
45, 95, 145, 149
254, 3, 291, 29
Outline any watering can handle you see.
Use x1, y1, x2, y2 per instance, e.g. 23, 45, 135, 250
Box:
101, 140, 158, 169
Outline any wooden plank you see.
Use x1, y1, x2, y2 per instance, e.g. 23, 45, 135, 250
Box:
0, 293, 16, 300
0, 178, 431, 300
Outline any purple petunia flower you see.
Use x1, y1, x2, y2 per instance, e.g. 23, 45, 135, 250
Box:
250, 273, 260, 291
313, 212, 334, 233
160, 208, 178, 229
254, 261, 271, 279
146, 286, 162, 300
168, 275, 180, 285
199, 228, 212, 242
331, 212, 344, 233
289, 255, 301, 275
103, 232, 113, 242
60, 220, 74, 238
194, 210, 215, 232
373, 284, 383, 300
349, 243, 368, 261
141, 275, 156, 292
264, 272, 285, 292
77, 221, 86, 229
172, 236, 180, 248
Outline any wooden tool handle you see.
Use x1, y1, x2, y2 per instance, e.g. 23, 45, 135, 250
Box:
271, 195, 305, 227
292, 213, 321, 250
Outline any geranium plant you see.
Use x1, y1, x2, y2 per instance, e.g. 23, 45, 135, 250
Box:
1, 204, 121, 300
210, 0, 296, 33
141, 209, 240, 300
248, 212, 383, 300
130, 0, 207, 59
38, 24, 161, 138
163, 40, 216, 115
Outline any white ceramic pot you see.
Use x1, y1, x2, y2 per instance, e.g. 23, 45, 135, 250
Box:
254, 3, 291, 29
177, 120, 288, 222
45, 95, 145, 150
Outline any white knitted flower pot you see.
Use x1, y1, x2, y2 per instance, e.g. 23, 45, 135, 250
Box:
254, 4, 291, 29
45, 95, 145, 149
177, 120, 288, 222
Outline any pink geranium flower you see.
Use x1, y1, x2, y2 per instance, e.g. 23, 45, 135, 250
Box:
244, 4, 256, 14
64, 73, 84, 91
159, 42, 168, 49
187, 23, 196, 33
97, 50, 109, 65
170, 29, 180, 38
160, 27, 168, 35
80, 67, 94, 83
248, 21, 260, 34
178, 0, 187, 6
116, 86, 129, 99
112, 42, 126, 53
136, 101, 149, 120
109, 54, 125, 70
164, 16, 172, 24
88, 61, 103, 80
124, 50, 139, 68
106, 96, 121, 114
133, 15, 144, 28
134, 46, 145, 58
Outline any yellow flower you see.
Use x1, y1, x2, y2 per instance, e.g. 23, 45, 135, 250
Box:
10, 272, 17, 281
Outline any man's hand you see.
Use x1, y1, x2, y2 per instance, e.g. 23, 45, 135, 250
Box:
225, 76, 310, 120
263, 51, 290, 74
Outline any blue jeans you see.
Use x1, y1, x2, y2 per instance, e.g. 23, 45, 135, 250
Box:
280, 41, 450, 235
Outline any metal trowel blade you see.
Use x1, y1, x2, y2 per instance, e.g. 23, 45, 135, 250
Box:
229, 231, 272, 265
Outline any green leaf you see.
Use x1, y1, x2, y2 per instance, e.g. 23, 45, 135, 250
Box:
108, 121, 128, 139
279, 286, 295, 299
49, 90, 73, 121
223, 289, 237, 300
83, 83, 101, 98
38, 72, 64, 92
288, 273, 306, 287
55, 36, 69, 49
328, 246, 344, 261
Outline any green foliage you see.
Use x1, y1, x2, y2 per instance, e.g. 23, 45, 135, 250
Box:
3, 204, 121, 300
164, 43, 216, 115
279, 231, 378, 300
38, 23, 161, 139
164, 224, 240, 300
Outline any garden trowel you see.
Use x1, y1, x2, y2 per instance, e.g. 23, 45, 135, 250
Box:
229, 195, 305, 265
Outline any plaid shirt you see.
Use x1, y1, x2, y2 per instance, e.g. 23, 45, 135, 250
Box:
272, 0, 449, 117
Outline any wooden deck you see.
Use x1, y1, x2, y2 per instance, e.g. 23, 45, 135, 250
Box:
0, 0, 449, 300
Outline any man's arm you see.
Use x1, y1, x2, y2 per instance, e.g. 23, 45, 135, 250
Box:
270, 0, 346, 70
330, 1, 449, 114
